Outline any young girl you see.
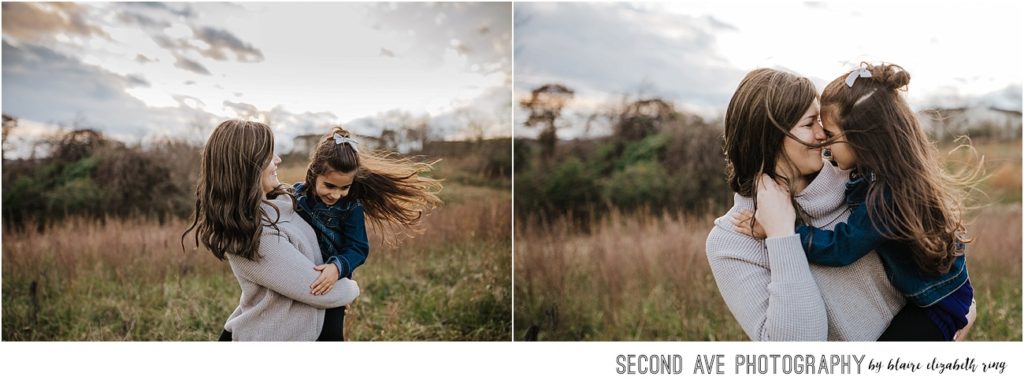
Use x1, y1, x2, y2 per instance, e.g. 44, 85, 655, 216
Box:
292, 126, 442, 339
734, 63, 977, 341
706, 68, 910, 341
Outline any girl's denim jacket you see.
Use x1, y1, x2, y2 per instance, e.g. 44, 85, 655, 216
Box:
795, 171, 969, 307
293, 182, 369, 279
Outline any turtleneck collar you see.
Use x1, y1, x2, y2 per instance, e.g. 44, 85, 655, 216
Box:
730, 161, 851, 221
260, 194, 294, 224
794, 161, 851, 218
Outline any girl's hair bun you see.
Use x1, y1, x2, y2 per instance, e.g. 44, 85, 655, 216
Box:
330, 126, 352, 138
866, 62, 911, 90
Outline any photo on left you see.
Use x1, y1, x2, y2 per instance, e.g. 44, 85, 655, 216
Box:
2, 2, 512, 341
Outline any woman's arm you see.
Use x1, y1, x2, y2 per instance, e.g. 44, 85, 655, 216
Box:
707, 229, 828, 341
228, 230, 360, 309
708, 175, 828, 340
954, 299, 977, 341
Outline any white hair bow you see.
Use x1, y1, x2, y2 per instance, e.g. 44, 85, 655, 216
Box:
333, 133, 359, 152
845, 67, 872, 88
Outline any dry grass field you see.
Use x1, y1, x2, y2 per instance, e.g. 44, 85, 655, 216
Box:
514, 139, 1022, 341
3, 162, 511, 341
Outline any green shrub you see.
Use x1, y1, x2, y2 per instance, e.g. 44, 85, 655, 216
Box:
601, 161, 671, 211
44, 175, 102, 216
615, 134, 669, 171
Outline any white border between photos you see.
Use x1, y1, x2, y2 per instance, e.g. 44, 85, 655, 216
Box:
1, 341, 1023, 383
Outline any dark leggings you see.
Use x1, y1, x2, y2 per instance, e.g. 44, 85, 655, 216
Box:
878, 303, 943, 341
219, 306, 346, 341
318, 306, 346, 341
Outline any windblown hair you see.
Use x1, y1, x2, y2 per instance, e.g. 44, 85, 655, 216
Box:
724, 68, 820, 206
182, 119, 285, 261
304, 126, 442, 234
820, 62, 980, 276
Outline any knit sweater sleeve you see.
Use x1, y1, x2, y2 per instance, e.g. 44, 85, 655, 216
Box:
228, 229, 360, 309
706, 228, 828, 341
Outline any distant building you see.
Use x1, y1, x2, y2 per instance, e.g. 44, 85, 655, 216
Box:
918, 106, 1022, 141
290, 133, 384, 157
291, 134, 320, 156
421, 137, 510, 157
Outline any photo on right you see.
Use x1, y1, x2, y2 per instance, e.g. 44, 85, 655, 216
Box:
513, 1, 1022, 341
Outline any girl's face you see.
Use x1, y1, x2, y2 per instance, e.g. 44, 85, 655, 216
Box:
314, 169, 357, 206
822, 112, 857, 170
778, 99, 827, 177
260, 154, 282, 194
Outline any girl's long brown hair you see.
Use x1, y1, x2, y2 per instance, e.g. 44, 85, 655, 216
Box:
821, 62, 981, 276
304, 126, 442, 236
182, 119, 284, 261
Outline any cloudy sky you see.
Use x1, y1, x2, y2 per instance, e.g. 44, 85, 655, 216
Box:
515, 0, 1023, 138
2, 2, 511, 155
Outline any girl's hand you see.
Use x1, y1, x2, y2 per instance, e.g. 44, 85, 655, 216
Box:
754, 174, 796, 238
731, 209, 766, 239
311, 263, 340, 295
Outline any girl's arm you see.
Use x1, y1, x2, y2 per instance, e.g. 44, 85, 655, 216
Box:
228, 229, 360, 309
324, 205, 370, 279
795, 202, 885, 267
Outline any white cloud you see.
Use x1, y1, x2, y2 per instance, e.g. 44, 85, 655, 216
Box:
514, 0, 1022, 138
2, 2, 512, 149
515, 3, 745, 116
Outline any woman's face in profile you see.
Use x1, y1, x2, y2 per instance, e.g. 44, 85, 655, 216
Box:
260, 153, 283, 194
779, 99, 826, 177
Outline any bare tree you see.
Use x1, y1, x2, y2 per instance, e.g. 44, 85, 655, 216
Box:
373, 109, 430, 153
456, 107, 489, 142
520, 83, 574, 159
379, 128, 398, 152
2, 114, 17, 161
614, 98, 676, 141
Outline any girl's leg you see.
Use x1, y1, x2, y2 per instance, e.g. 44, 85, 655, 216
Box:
317, 306, 346, 341
878, 303, 944, 341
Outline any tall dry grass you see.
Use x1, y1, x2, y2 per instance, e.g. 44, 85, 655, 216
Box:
515, 206, 1021, 341
515, 139, 1021, 341
961, 205, 1023, 340
515, 210, 746, 340
2, 216, 229, 340
2, 190, 511, 341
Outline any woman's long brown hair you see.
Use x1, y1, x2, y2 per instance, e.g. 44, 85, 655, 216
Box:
304, 126, 442, 236
724, 68, 822, 225
821, 62, 981, 276
182, 119, 283, 261
724, 68, 821, 198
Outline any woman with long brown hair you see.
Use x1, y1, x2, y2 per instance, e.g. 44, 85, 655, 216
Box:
707, 68, 910, 340
183, 119, 360, 341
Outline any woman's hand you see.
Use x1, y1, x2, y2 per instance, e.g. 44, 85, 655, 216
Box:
311, 263, 340, 295
954, 299, 977, 341
732, 209, 766, 239
755, 174, 797, 238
